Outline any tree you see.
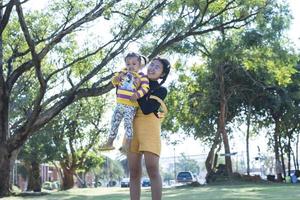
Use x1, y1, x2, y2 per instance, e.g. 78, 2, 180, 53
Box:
19, 96, 108, 190
176, 153, 200, 175
0, 0, 273, 196
0, 0, 168, 195
18, 129, 54, 192
241, 43, 298, 181
48, 97, 108, 190
163, 0, 298, 180
76, 152, 104, 188
98, 157, 124, 183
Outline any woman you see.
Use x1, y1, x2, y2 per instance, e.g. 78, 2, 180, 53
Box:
127, 57, 170, 200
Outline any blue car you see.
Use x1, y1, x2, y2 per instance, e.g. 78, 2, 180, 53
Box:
142, 178, 151, 187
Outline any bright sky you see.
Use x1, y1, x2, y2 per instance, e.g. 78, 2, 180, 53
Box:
24, 0, 300, 161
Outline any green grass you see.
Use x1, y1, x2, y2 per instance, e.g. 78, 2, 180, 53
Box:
3, 183, 300, 200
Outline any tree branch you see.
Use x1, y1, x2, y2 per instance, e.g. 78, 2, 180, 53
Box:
16, 0, 46, 131
45, 38, 117, 82
0, 0, 16, 35
149, 4, 261, 58
7, 0, 121, 93
7, 81, 113, 151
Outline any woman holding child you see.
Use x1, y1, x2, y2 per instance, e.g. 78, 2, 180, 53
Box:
104, 54, 170, 200
128, 56, 170, 200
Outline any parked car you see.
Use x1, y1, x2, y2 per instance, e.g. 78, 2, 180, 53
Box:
121, 178, 130, 188
92, 181, 102, 187
176, 171, 197, 183
42, 181, 60, 190
142, 178, 151, 187
107, 180, 117, 187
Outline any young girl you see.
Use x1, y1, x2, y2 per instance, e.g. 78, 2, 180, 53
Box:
101, 52, 149, 151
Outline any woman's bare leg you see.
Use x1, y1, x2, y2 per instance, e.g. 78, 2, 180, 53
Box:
144, 152, 162, 200
128, 152, 142, 200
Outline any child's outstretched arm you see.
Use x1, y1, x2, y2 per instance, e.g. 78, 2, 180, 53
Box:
135, 74, 149, 98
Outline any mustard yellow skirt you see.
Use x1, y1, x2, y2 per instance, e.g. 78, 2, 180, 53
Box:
130, 108, 161, 156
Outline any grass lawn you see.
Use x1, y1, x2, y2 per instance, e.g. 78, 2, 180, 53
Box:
3, 183, 300, 200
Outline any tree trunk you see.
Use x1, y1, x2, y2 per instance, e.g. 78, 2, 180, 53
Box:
75, 172, 86, 188
274, 118, 283, 182
213, 144, 222, 169
279, 134, 286, 179
0, 145, 12, 197
218, 65, 232, 175
246, 105, 251, 176
26, 161, 41, 192
296, 133, 299, 170
0, 27, 10, 195
292, 149, 297, 172
9, 149, 19, 190
52, 161, 63, 187
205, 132, 221, 174
61, 167, 75, 190
287, 132, 291, 176
0, 62, 10, 196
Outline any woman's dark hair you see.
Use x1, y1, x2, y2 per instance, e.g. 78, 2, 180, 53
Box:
125, 52, 148, 67
152, 57, 171, 86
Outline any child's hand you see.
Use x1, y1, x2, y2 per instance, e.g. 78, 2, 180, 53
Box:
130, 93, 139, 101
117, 72, 126, 82
113, 72, 125, 85
112, 76, 120, 84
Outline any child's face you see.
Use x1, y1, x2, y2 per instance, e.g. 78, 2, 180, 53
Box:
125, 56, 141, 72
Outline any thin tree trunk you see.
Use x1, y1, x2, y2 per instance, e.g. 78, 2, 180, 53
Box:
296, 133, 299, 170
75, 173, 86, 188
279, 134, 286, 179
213, 144, 222, 169
205, 132, 221, 174
246, 105, 251, 176
218, 65, 232, 175
287, 132, 292, 176
274, 118, 283, 182
291, 149, 297, 171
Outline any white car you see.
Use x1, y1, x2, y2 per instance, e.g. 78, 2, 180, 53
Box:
176, 171, 197, 183
121, 178, 130, 187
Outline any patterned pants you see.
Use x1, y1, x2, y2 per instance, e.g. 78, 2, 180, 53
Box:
109, 103, 136, 139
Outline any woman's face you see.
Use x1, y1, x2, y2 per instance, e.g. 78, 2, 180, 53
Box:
147, 59, 164, 80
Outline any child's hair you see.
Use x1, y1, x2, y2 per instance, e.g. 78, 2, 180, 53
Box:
124, 52, 148, 67
152, 57, 171, 86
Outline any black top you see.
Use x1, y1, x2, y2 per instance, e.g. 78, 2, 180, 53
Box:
137, 80, 167, 115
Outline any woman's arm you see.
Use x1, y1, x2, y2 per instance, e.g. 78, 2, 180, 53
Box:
138, 87, 167, 114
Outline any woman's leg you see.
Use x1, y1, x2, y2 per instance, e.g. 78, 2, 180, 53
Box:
144, 152, 162, 200
128, 152, 142, 200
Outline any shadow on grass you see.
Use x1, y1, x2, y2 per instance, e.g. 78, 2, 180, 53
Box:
16, 192, 130, 200
8, 183, 300, 200
162, 183, 300, 200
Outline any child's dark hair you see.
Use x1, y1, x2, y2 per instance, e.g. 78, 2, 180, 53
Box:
124, 52, 148, 67
153, 57, 171, 86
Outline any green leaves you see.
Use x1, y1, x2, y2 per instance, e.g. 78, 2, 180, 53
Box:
243, 46, 297, 86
